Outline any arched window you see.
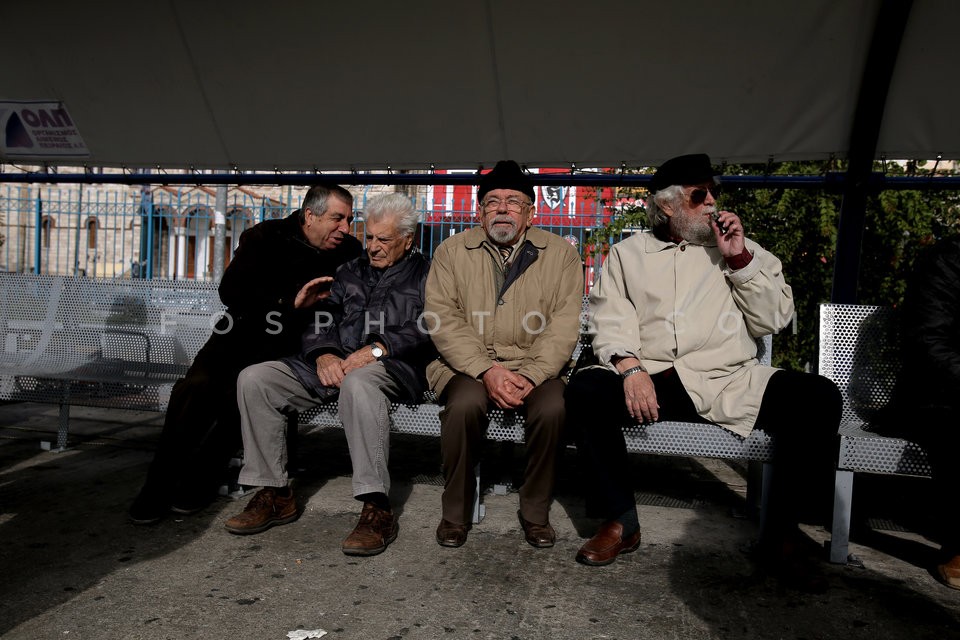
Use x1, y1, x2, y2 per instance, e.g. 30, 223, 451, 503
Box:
86, 217, 99, 249
183, 206, 211, 280
41, 216, 55, 249
227, 206, 254, 235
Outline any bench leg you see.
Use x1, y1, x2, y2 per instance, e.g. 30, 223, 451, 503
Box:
830, 469, 854, 564
745, 460, 763, 518
52, 383, 70, 452
491, 441, 513, 498
56, 402, 70, 451
472, 462, 485, 524
757, 461, 773, 541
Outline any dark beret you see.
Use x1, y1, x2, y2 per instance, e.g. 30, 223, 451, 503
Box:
477, 160, 535, 202
650, 154, 718, 192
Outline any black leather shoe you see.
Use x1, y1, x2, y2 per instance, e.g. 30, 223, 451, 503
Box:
169, 484, 218, 515
518, 511, 556, 548
436, 519, 470, 547
753, 530, 829, 593
576, 521, 642, 566
129, 491, 169, 525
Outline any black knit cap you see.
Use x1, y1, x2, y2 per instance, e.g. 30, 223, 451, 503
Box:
477, 160, 535, 202
649, 153, 718, 193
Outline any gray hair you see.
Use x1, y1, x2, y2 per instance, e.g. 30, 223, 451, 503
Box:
299, 184, 354, 223
363, 192, 419, 236
646, 184, 685, 229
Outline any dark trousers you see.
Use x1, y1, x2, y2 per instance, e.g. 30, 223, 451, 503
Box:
138, 339, 247, 503
753, 370, 842, 531
438, 374, 565, 525
566, 367, 842, 536
881, 407, 960, 555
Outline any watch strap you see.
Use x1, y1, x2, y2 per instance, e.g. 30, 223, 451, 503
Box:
621, 365, 647, 379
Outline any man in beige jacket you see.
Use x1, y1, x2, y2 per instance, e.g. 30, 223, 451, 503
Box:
425, 160, 584, 548
567, 154, 841, 591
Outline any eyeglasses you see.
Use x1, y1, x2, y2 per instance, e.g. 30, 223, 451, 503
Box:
481, 197, 531, 213
685, 185, 721, 206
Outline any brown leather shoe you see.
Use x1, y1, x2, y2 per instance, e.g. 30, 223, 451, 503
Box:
936, 554, 960, 590
576, 520, 642, 566
518, 511, 556, 548
224, 487, 299, 535
341, 502, 399, 556
436, 518, 470, 547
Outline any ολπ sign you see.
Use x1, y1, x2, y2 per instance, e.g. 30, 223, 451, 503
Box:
0, 100, 89, 159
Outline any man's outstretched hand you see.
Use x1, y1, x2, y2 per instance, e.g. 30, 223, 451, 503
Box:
295, 276, 334, 309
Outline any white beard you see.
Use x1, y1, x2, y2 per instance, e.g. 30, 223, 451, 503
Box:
672, 207, 715, 244
486, 218, 519, 244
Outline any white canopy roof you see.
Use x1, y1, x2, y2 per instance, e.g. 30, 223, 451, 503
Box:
1, 0, 955, 171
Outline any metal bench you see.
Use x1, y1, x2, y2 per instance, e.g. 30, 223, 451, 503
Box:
820, 303, 933, 564
0, 272, 222, 450
1, 271, 775, 524
300, 334, 775, 522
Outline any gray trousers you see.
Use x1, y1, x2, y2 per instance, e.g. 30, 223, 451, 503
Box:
236, 360, 402, 497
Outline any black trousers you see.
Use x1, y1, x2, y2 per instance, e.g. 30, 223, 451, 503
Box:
138, 338, 249, 503
565, 367, 842, 535
913, 412, 960, 555
878, 406, 960, 555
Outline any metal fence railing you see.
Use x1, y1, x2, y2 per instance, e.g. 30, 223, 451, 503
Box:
0, 183, 615, 292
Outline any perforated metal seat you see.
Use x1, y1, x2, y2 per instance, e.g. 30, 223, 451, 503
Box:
0, 273, 223, 448
577, 299, 776, 463
819, 303, 932, 563
617, 335, 775, 527
301, 310, 775, 459
302, 330, 775, 522
3, 272, 778, 523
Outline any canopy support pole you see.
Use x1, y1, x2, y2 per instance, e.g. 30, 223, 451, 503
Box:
831, 0, 914, 304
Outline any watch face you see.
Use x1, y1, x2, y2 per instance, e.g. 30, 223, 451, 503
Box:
371, 346, 384, 359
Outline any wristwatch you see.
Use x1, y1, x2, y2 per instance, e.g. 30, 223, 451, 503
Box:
621, 365, 647, 379
370, 345, 385, 360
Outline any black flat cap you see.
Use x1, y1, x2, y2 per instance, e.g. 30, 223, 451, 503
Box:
477, 160, 535, 202
650, 154, 718, 192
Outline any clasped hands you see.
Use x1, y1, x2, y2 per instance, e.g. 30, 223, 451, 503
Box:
315, 344, 381, 388
482, 364, 534, 410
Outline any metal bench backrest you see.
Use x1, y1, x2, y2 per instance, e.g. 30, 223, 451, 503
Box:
818, 303, 901, 429
0, 273, 223, 382
823, 302, 932, 562
818, 303, 931, 477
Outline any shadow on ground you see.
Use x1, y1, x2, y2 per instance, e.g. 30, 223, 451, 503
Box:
1, 403, 959, 639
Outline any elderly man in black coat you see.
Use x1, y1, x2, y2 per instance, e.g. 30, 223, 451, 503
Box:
129, 184, 362, 525
224, 193, 434, 556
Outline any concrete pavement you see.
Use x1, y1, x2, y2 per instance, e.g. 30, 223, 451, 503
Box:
1, 402, 958, 640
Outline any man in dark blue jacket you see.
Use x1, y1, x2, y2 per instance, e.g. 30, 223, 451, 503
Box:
224, 193, 434, 556
129, 184, 362, 525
